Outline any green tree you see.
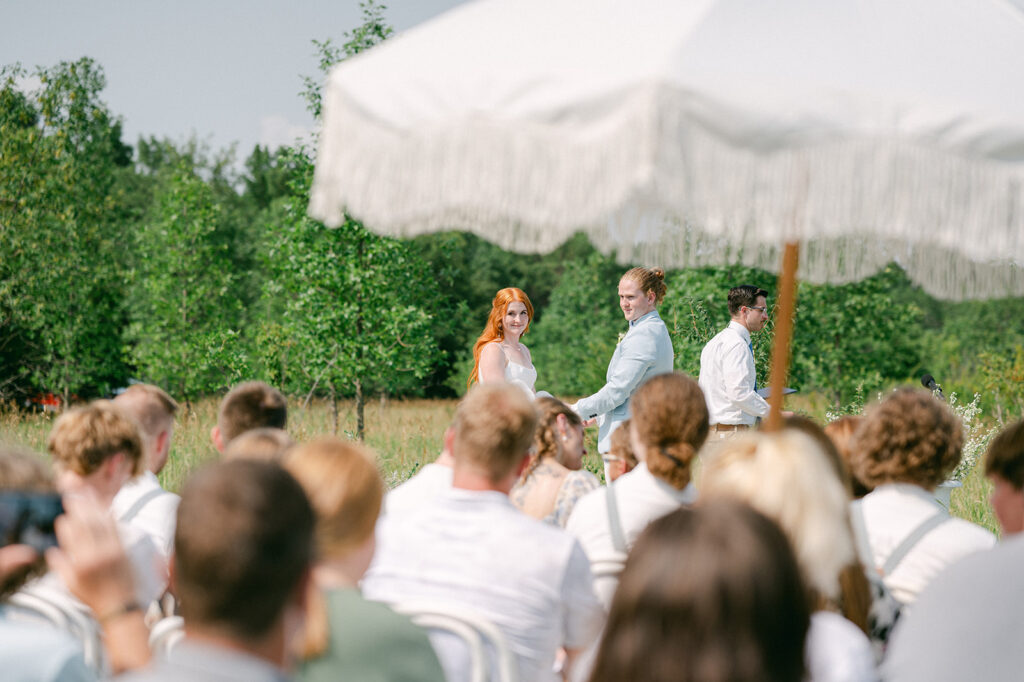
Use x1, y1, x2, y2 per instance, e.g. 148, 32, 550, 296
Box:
0, 59, 133, 402
126, 164, 248, 404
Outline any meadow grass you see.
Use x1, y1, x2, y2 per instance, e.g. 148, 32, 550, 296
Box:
0, 394, 1000, 535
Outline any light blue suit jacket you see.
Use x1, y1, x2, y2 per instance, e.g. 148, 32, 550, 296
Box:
574, 310, 674, 453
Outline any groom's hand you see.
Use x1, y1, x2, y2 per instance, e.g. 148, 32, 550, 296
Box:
582, 418, 597, 427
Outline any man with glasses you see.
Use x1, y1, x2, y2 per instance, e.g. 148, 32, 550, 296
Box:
699, 285, 779, 438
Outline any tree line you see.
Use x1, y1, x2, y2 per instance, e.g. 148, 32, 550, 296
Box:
3, 8, 1023, 436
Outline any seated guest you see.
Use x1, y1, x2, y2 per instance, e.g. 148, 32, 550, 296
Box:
223, 428, 294, 463
824, 416, 873, 498
44, 402, 166, 607
566, 371, 708, 608
603, 419, 638, 483
111, 384, 180, 560
284, 438, 445, 682
363, 383, 603, 682
589, 501, 810, 682
848, 389, 995, 605
210, 381, 287, 453
700, 430, 878, 681
983, 417, 1024, 536
120, 459, 314, 682
1, 443, 150, 677
883, 529, 1024, 682
511, 397, 599, 527
383, 426, 454, 515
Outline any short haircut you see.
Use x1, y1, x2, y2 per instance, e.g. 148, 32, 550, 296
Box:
699, 429, 855, 602
728, 285, 769, 316
284, 437, 384, 558
217, 381, 287, 444
174, 459, 314, 640
113, 384, 178, 440
590, 501, 809, 682
631, 372, 709, 490
850, 388, 963, 490
984, 418, 1024, 490
223, 428, 295, 464
608, 419, 638, 468
47, 401, 143, 477
0, 444, 55, 598
453, 383, 537, 483
621, 266, 668, 304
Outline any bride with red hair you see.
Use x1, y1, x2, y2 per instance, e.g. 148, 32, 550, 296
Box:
468, 287, 538, 397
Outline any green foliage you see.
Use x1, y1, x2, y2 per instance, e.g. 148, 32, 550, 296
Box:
790, 265, 923, 407
975, 346, 1024, 423
126, 165, 248, 402
0, 59, 132, 400
530, 251, 625, 396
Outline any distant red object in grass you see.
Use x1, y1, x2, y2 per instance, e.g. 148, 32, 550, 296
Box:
28, 393, 64, 412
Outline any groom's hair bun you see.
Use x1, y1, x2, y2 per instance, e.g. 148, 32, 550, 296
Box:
623, 266, 668, 304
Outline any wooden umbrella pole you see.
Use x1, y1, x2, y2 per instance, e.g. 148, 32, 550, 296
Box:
765, 241, 800, 431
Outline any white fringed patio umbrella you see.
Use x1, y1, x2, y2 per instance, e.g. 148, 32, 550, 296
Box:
309, 0, 1024, 427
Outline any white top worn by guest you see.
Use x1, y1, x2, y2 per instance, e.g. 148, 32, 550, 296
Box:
883, 532, 1024, 682
698, 320, 769, 426
565, 462, 697, 609
851, 483, 995, 605
806, 611, 880, 682
363, 489, 603, 682
384, 462, 454, 516
111, 471, 180, 561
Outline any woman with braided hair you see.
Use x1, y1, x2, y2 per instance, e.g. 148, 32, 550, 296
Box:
511, 397, 599, 527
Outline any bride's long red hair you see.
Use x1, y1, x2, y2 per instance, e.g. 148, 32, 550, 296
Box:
468, 287, 534, 389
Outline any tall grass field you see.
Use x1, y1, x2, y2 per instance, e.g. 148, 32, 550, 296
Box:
0, 393, 1000, 536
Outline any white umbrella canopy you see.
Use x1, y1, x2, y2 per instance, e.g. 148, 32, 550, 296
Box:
310, 0, 1024, 301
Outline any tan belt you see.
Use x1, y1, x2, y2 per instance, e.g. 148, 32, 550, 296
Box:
711, 423, 751, 432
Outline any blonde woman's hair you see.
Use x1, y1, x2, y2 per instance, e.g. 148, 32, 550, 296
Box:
47, 400, 143, 476
699, 430, 855, 602
284, 437, 385, 659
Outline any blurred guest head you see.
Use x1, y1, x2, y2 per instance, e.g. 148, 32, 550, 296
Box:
0, 444, 56, 598
211, 381, 287, 453
984, 418, 1024, 535
113, 384, 178, 475
850, 388, 962, 490
224, 428, 294, 464
452, 383, 537, 488
605, 418, 638, 483
823, 415, 872, 498
589, 501, 809, 682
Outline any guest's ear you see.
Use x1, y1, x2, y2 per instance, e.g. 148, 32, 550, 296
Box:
210, 426, 224, 453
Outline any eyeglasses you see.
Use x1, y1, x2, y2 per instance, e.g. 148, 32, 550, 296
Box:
601, 455, 623, 464
746, 306, 768, 314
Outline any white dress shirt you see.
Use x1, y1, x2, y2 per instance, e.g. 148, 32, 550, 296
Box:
363, 488, 603, 682
111, 471, 180, 561
383, 462, 454, 516
565, 463, 697, 609
851, 483, 995, 605
806, 611, 880, 682
698, 320, 769, 425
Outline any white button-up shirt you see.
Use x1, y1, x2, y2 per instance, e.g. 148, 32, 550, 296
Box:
363, 488, 603, 682
111, 471, 180, 561
698, 320, 769, 425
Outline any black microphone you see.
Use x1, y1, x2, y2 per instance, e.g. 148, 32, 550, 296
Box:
921, 373, 945, 401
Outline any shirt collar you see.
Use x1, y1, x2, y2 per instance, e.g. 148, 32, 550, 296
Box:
630, 309, 660, 328
728, 320, 752, 344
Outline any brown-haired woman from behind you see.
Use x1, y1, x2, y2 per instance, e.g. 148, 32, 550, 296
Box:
589, 501, 811, 682
566, 371, 709, 609
284, 438, 445, 682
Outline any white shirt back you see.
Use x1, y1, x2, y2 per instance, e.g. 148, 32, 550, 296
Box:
363, 489, 603, 682
111, 471, 179, 561
698, 321, 769, 425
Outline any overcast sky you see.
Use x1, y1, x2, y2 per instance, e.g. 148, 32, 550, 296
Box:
0, 0, 469, 157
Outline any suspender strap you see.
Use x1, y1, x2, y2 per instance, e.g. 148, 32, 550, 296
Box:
882, 510, 950, 576
119, 487, 167, 524
605, 481, 628, 555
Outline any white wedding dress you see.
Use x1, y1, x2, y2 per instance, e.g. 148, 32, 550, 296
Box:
504, 360, 538, 398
